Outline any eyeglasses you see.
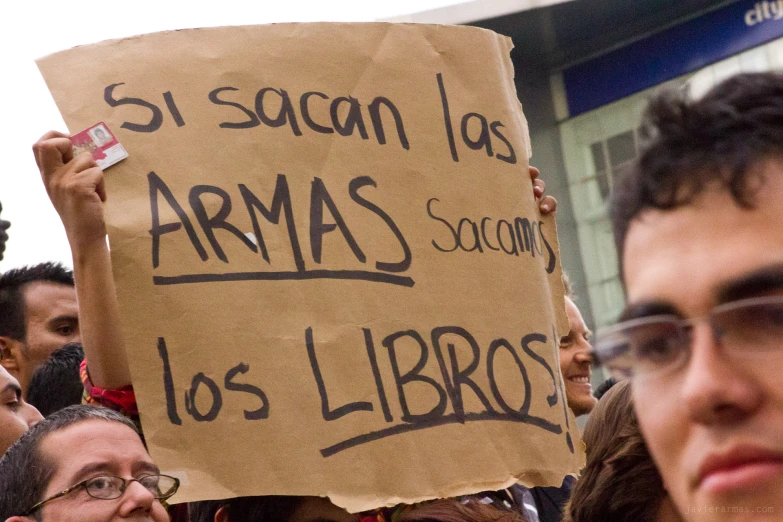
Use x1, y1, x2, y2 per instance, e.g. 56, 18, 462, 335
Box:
22, 474, 179, 516
592, 295, 783, 379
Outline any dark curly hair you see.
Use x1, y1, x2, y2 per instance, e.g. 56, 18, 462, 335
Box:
610, 71, 783, 278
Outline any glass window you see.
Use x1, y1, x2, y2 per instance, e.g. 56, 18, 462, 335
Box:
590, 142, 606, 172
607, 131, 636, 167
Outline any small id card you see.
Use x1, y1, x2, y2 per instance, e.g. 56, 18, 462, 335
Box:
71, 122, 128, 170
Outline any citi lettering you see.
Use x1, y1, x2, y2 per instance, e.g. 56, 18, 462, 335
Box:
745, 0, 783, 25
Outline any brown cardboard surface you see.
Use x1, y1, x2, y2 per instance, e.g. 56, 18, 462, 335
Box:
37, 23, 581, 511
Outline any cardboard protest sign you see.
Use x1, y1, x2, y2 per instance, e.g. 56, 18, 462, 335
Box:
37, 23, 583, 510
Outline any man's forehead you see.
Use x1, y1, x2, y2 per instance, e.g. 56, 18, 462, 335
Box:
22, 281, 76, 298
622, 175, 783, 313
22, 282, 77, 312
564, 297, 588, 329
40, 419, 156, 491
622, 207, 690, 301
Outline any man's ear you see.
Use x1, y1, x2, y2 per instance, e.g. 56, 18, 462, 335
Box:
215, 506, 229, 522
0, 336, 21, 374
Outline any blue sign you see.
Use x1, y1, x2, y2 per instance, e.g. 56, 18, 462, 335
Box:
562, 0, 783, 117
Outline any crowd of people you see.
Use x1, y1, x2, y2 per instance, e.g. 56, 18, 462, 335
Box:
0, 70, 780, 521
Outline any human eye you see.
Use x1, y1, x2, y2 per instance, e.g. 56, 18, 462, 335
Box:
138, 475, 160, 488
716, 298, 783, 349
5, 397, 20, 412
635, 337, 680, 363
55, 323, 76, 336
629, 321, 683, 370
85, 476, 120, 497
3, 390, 21, 412
620, 317, 683, 373
748, 299, 783, 328
88, 476, 113, 489
559, 334, 573, 348
139, 474, 172, 496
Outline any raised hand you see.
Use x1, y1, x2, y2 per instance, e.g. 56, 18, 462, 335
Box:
33, 131, 107, 251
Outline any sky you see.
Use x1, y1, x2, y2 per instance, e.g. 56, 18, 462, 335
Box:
0, 0, 468, 271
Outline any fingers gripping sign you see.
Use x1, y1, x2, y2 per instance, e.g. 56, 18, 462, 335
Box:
33, 131, 108, 250
529, 165, 557, 215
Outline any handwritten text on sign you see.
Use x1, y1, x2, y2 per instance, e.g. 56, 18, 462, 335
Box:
37, 23, 582, 510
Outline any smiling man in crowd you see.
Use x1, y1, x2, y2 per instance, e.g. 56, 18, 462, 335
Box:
0, 263, 80, 395
596, 72, 783, 521
559, 293, 597, 418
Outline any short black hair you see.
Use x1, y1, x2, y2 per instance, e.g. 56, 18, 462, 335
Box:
0, 405, 138, 520
610, 72, 783, 276
0, 263, 74, 342
189, 496, 303, 522
593, 377, 617, 400
26, 343, 85, 417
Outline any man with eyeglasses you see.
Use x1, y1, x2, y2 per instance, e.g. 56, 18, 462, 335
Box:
594, 71, 783, 521
0, 404, 178, 521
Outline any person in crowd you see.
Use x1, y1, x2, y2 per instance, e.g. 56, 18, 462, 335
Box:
562, 380, 681, 522
0, 201, 10, 261
26, 343, 85, 417
594, 71, 783, 521
558, 289, 597, 417
0, 404, 178, 521
0, 263, 79, 395
32, 130, 133, 395
0, 365, 42, 455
